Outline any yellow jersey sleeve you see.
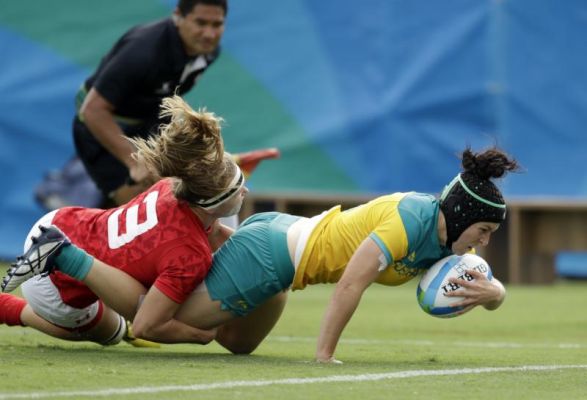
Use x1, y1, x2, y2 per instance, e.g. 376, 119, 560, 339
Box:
367, 193, 410, 266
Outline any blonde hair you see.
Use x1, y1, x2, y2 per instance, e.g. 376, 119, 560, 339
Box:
129, 95, 237, 205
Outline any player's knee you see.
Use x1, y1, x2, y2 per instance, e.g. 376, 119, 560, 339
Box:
221, 340, 258, 355
99, 315, 126, 346
216, 328, 259, 354
130, 323, 149, 340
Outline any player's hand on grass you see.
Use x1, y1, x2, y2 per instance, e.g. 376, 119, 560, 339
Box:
315, 355, 343, 364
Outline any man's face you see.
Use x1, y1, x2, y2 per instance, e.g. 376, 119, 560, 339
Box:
451, 222, 499, 255
175, 4, 225, 56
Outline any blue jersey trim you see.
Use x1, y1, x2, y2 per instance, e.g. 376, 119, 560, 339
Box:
369, 232, 393, 265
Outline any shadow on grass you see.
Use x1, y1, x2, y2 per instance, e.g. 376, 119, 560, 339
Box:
0, 341, 313, 365
0, 341, 440, 371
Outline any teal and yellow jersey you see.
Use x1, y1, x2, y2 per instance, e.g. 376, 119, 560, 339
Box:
292, 192, 452, 290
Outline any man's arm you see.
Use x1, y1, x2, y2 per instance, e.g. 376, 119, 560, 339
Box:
79, 88, 149, 183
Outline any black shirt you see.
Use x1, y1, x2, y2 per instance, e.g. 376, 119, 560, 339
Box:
85, 17, 220, 135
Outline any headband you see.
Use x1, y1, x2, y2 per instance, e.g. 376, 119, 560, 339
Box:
439, 173, 506, 249
195, 166, 245, 209
440, 174, 506, 209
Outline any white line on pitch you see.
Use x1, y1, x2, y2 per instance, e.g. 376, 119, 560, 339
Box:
0, 365, 585, 399
267, 336, 587, 349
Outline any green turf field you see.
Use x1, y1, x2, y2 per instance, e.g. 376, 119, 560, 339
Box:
1, 279, 586, 400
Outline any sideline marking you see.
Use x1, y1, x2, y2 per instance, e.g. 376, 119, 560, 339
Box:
0, 365, 586, 399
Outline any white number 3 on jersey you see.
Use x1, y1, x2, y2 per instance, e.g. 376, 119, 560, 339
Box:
107, 191, 159, 249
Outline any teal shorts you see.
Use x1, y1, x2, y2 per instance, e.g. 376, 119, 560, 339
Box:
205, 212, 298, 316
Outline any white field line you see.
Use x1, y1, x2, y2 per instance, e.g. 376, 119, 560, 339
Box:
0, 365, 586, 399
267, 335, 587, 349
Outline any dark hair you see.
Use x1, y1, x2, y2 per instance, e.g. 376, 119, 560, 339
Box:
460, 147, 520, 180
177, 0, 228, 16
439, 146, 521, 248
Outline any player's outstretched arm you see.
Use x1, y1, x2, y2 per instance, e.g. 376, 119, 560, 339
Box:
315, 238, 382, 363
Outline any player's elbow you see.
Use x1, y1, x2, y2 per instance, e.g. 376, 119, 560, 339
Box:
130, 320, 158, 341
80, 95, 112, 124
79, 101, 103, 123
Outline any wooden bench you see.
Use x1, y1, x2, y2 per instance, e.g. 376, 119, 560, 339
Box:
479, 200, 587, 284
240, 194, 587, 284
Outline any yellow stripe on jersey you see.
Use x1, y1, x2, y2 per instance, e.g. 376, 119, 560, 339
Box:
292, 193, 413, 290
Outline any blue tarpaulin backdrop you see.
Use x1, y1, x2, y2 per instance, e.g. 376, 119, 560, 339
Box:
1, 0, 586, 258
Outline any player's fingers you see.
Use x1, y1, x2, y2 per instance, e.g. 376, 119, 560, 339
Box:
465, 268, 487, 279
443, 288, 464, 297
447, 270, 488, 288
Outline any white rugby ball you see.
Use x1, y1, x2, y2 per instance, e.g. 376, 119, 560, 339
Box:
417, 254, 493, 318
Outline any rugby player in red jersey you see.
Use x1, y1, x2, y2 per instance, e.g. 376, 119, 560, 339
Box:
0, 96, 247, 346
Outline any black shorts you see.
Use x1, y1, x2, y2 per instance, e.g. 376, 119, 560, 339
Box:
72, 117, 128, 196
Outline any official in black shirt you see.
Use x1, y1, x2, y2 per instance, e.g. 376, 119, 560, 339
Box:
74, 0, 227, 205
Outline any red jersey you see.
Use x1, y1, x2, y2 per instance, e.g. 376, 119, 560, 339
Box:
50, 179, 212, 308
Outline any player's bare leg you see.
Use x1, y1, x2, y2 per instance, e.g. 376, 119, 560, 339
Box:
3, 295, 154, 347
215, 290, 288, 354
174, 288, 235, 330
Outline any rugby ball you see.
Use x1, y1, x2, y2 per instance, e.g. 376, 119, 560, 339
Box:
417, 254, 493, 318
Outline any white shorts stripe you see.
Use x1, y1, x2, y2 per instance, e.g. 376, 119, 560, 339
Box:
21, 276, 100, 329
